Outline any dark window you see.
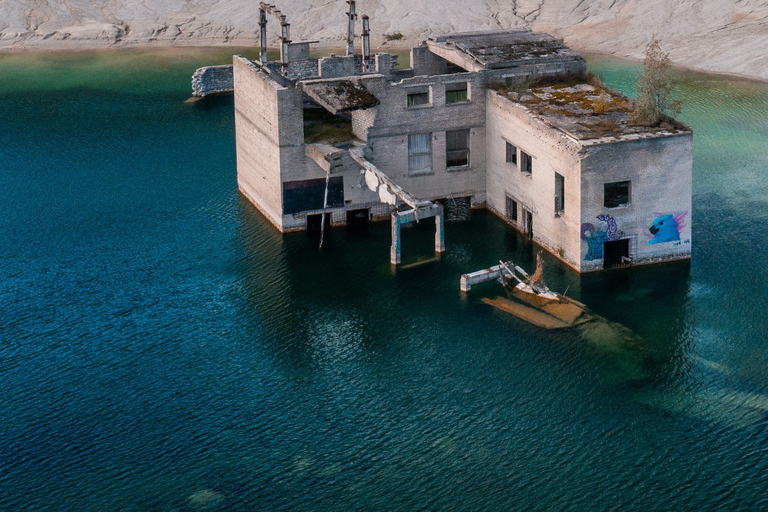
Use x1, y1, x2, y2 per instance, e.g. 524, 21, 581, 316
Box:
446, 82, 468, 103
506, 196, 518, 222
506, 142, 517, 164
446, 129, 470, 168
283, 177, 344, 215
604, 238, 630, 269
408, 133, 432, 175
555, 172, 565, 214
407, 91, 430, 107
604, 181, 631, 208
520, 151, 532, 174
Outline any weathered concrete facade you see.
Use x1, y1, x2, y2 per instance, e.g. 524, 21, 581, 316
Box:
223, 3, 692, 272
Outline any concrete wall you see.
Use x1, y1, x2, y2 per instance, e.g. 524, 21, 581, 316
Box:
485, 90, 583, 268
355, 72, 489, 203
579, 134, 693, 270
234, 55, 302, 229
192, 65, 234, 97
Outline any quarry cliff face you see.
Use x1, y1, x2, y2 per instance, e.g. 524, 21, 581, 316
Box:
2, 0, 768, 81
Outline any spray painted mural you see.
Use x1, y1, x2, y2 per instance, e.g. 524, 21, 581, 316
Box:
581, 214, 621, 261
646, 211, 688, 245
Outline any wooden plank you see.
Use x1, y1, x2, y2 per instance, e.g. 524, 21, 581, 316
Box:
482, 297, 572, 330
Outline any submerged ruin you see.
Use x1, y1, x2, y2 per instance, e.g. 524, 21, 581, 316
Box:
195, 1, 692, 273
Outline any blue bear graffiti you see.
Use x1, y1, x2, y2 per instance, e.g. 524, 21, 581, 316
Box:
647, 212, 688, 245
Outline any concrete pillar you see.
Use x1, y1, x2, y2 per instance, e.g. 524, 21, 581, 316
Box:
391, 214, 401, 265
259, 8, 268, 64
361, 15, 371, 73
347, 1, 356, 56
435, 208, 445, 253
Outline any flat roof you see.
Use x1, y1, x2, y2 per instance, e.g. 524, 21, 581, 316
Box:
497, 82, 691, 142
427, 30, 582, 70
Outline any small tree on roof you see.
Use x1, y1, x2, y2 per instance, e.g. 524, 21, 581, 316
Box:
632, 35, 682, 125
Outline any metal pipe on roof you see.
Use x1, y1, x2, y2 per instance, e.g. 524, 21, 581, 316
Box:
346, 1, 356, 56
280, 19, 291, 75
259, 7, 268, 64
362, 15, 371, 73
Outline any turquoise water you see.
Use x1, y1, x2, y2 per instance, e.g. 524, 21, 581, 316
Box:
2, 49, 768, 510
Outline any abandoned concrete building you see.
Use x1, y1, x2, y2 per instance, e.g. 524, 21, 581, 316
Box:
224, 2, 692, 272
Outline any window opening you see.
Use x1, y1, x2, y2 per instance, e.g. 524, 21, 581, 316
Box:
408, 133, 432, 175
555, 173, 565, 214
446, 129, 470, 168
506, 142, 517, 164
520, 151, 532, 174
407, 91, 430, 107
506, 196, 518, 222
446, 83, 468, 103
604, 181, 631, 208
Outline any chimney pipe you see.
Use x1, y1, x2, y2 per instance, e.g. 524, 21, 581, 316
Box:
259, 6, 268, 65
362, 15, 371, 73
346, 1, 356, 56
280, 18, 291, 76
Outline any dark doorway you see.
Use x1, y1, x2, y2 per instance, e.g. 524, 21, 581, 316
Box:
307, 213, 332, 233
604, 238, 630, 269
524, 209, 533, 239
346, 209, 369, 229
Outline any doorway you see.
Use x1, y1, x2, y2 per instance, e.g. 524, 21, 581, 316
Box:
523, 209, 533, 239
604, 238, 630, 269
307, 213, 332, 233
346, 208, 369, 229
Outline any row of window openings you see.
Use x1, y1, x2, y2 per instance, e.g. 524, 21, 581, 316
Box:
506, 141, 631, 212
408, 130, 470, 174
406, 83, 468, 108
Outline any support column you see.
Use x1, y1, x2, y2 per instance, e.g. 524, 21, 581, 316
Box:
435, 207, 445, 253
391, 214, 401, 266
346, 1, 356, 56
259, 7, 268, 64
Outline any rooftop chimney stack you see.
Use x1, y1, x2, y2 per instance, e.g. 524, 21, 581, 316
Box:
362, 15, 371, 73
280, 16, 291, 76
259, 5, 268, 65
347, 1, 356, 56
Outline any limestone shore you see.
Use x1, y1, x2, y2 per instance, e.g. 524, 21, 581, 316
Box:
2, 0, 767, 81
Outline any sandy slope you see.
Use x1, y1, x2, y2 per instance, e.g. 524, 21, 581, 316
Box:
1, 0, 768, 80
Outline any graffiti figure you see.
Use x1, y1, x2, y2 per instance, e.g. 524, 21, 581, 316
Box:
581, 214, 619, 261
647, 212, 687, 245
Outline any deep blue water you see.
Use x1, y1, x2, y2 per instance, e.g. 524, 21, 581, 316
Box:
2, 50, 768, 511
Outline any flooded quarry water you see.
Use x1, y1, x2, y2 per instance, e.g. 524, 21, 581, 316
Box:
2, 49, 768, 510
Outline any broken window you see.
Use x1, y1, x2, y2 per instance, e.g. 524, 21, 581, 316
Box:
408, 133, 433, 175
446, 129, 470, 168
283, 177, 344, 215
406, 87, 431, 108
520, 150, 532, 174
555, 172, 565, 214
506, 142, 517, 164
604, 181, 631, 208
446, 82, 468, 103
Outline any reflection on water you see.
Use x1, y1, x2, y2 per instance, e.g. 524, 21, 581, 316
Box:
1, 49, 768, 510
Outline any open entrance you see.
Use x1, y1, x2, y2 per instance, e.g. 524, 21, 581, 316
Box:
307, 213, 332, 233
523, 209, 533, 239
346, 208, 369, 229
604, 238, 630, 269
437, 196, 471, 222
